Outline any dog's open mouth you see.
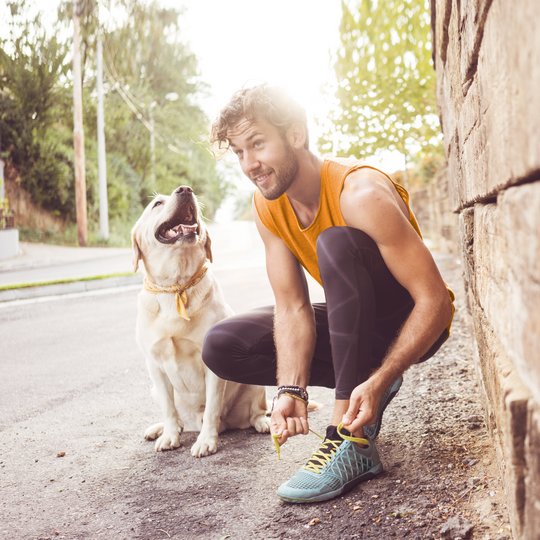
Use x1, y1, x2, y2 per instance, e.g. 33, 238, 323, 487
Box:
156, 219, 199, 244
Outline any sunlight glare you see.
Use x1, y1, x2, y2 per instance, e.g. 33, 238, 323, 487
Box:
181, 0, 342, 141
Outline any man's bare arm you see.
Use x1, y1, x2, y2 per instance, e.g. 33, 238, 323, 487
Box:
340, 169, 453, 431
254, 203, 314, 442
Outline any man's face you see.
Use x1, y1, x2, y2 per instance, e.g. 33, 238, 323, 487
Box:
227, 117, 299, 200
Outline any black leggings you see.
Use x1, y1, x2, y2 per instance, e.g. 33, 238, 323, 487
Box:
202, 227, 448, 399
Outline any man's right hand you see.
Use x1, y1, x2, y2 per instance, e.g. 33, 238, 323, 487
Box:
271, 394, 309, 446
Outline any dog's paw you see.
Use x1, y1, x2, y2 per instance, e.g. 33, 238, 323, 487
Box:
191, 434, 218, 458
252, 414, 271, 433
144, 422, 164, 441
154, 430, 182, 452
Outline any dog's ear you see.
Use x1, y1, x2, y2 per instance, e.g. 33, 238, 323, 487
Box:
131, 230, 143, 272
204, 229, 213, 263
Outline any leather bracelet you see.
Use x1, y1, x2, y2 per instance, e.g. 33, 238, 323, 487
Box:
277, 385, 309, 403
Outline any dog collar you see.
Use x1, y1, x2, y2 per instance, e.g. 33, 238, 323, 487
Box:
143, 260, 209, 321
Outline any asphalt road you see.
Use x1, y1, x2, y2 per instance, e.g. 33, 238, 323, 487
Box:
0, 255, 511, 540
0, 261, 325, 540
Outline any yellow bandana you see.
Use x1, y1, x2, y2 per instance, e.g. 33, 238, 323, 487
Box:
143, 261, 209, 321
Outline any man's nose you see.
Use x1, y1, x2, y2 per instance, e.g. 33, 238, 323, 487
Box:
174, 185, 193, 195
243, 151, 260, 173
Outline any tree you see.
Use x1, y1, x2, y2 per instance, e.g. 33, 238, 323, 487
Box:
320, 0, 443, 166
92, 0, 229, 218
0, 1, 75, 217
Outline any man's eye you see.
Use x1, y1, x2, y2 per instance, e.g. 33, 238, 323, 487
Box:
153, 200, 163, 208
253, 140, 263, 148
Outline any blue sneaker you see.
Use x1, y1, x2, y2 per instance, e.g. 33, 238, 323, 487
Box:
363, 375, 403, 440
276, 424, 383, 503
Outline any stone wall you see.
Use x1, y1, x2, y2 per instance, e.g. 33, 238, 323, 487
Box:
430, 1, 540, 538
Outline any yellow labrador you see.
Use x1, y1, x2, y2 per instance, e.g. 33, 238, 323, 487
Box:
131, 185, 270, 457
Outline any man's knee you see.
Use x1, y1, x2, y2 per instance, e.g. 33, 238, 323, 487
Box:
201, 321, 233, 378
316, 226, 377, 274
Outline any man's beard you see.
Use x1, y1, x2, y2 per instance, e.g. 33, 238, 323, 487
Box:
257, 145, 299, 201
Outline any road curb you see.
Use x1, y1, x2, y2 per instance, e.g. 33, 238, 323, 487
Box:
0, 274, 143, 303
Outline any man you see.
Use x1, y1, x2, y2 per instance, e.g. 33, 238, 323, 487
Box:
202, 84, 454, 503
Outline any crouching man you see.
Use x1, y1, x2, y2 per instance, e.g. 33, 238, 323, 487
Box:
202, 84, 454, 503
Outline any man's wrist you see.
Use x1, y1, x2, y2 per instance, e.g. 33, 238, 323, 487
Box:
371, 364, 403, 389
277, 385, 309, 402
271, 386, 309, 413
277, 375, 309, 388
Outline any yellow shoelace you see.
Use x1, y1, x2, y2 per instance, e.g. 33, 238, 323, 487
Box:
302, 424, 370, 473
272, 428, 323, 460
336, 423, 370, 446
271, 422, 369, 466
302, 437, 342, 473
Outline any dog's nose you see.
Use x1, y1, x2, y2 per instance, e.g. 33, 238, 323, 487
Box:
175, 185, 193, 195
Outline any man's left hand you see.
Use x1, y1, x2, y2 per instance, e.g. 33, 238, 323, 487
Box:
341, 378, 385, 435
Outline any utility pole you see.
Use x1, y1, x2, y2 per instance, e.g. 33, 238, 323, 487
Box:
72, 0, 88, 246
96, 25, 109, 240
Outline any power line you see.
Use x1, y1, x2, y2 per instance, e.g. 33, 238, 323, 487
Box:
100, 30, 194, 156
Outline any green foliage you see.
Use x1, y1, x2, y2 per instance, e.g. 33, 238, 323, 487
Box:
320, 0, 442, 161
89, 0, 229, 218
57, 0, 99, 85
0, 1, 75, 216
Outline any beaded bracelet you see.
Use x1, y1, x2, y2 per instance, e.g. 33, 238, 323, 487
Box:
276, 385, 309, 402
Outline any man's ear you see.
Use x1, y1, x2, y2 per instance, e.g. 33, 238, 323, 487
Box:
131, 231, 143, 272
287, 122, 307, 149
204, 230, 213, 263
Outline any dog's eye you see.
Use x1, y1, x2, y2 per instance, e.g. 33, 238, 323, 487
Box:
153, 200, 163, 208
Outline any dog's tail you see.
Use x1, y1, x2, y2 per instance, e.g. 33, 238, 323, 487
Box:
307, 400, 322, 412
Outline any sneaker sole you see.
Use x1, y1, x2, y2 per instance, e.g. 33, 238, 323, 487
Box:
364, 376, 403, 439
277, 462, 384, 504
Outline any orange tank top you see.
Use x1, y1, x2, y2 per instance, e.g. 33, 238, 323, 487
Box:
254, 159, 424, 284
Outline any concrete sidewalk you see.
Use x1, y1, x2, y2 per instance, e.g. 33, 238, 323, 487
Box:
0, 222, 266, 302
0, 242, 138, 302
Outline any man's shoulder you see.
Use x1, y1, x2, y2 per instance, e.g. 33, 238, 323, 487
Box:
324, 157, 392, 185
342, 167, 394, 199
340, 166, 404, 224
324, 156, 361, 175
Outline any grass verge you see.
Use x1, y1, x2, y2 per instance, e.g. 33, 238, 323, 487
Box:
0, 272, 138, 291
18, 219, 132, 247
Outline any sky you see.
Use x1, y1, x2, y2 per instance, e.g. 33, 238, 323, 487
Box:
180, 0, 343, 140
176, 0, 346, 218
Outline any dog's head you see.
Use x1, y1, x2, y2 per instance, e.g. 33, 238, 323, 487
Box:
131, 185, 212, 282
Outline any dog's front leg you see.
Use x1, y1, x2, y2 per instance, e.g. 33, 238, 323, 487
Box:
191, 369, 226, 457
147, 360, 182, 451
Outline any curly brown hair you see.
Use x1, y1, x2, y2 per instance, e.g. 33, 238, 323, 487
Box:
210, 84, 309, 150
